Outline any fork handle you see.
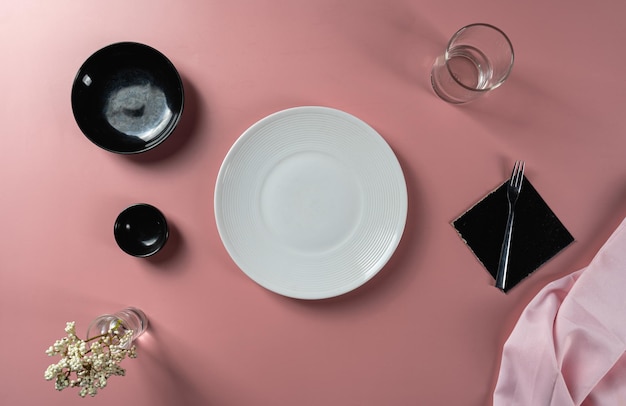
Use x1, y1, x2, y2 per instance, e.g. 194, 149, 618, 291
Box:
495, 208, 515, 291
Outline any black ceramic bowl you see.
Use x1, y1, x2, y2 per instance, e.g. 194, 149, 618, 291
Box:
71, 42, 184, 154
114, 204, 169, 257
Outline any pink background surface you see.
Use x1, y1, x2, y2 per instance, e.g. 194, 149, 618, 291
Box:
2, 1, 626, 405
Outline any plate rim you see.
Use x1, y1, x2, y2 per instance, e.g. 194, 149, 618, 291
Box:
214, 105, 408, 299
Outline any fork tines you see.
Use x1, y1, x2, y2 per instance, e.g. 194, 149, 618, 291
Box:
510, 160, 525, 187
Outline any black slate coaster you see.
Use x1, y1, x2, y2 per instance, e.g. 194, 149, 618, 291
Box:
453, 177, 574, 292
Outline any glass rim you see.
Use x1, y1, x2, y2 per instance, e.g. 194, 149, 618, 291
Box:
443, 23, 515, 93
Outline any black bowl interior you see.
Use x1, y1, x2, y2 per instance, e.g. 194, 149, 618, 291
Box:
72, 42, 184, 154
114, 204, 169, 257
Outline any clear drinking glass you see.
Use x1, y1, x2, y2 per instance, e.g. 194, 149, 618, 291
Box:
87, 307, 149, 348
431, 23, 514, 104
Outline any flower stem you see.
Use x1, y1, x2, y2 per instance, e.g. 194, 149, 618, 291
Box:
85, 333, 108, 343
84, 319, 124, 342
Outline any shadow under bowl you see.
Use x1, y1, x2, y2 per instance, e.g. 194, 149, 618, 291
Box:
71, 42, 184, 154
114, 204, 169, 257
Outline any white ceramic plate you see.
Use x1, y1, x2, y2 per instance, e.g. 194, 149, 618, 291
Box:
214, 106, 407, 299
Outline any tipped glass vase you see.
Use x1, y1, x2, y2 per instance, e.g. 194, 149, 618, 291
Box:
87, 307, 148, 348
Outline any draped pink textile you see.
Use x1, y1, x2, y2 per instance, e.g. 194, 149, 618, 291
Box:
494, 218, 626, 405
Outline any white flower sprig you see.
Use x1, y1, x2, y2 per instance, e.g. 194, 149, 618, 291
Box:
44, 320, 137, 397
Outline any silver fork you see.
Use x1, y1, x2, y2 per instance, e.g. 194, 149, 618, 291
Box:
495, 160, 525, 291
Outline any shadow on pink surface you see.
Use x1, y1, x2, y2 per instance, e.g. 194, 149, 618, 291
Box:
458, 71, 615, 150
145, 220, 186, 269
136, 322, 212, 405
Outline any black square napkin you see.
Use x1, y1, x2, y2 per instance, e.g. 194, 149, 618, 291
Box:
453, 177, 574, 292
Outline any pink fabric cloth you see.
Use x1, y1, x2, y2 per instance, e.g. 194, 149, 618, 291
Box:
494, 218, 626, 405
